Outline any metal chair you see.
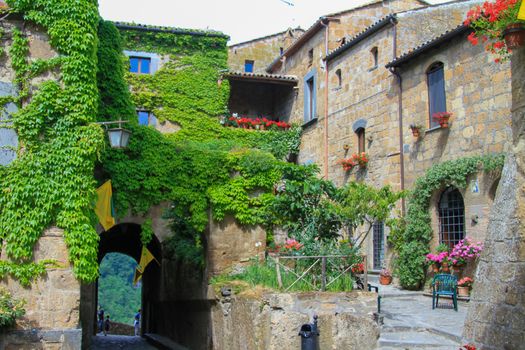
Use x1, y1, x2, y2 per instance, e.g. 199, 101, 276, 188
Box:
432, 273, 458, 311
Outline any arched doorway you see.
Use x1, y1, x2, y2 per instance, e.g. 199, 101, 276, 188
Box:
81, 223, 162, 347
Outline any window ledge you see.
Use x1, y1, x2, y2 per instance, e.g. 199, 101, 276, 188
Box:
302, 118, 318, 129
425, 126, 444, 134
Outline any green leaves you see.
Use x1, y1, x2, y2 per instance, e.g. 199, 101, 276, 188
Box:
395, 154, 504, 289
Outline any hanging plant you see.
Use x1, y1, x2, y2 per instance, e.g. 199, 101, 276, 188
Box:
464, 0, 525, 62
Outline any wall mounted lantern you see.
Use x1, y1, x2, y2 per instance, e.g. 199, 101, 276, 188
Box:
96, 120, 131, 148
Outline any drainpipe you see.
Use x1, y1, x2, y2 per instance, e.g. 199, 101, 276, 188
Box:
388, 17, 406, 215
320, 18, 329, 179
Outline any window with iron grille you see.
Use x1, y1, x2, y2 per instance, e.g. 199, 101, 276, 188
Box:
438, 188, 465, 249
373, 221, 384, 270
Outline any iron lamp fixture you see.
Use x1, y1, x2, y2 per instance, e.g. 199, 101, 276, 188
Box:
96, 120, 131, 149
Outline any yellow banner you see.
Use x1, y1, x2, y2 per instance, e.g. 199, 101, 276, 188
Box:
519, 0, 525, 20
137, 246, 159, 273
95, 180, 115, 231
133, 268, 143, 286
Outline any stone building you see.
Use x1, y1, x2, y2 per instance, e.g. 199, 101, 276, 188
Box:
228, 28, 304, 74
229, 0, 512, 272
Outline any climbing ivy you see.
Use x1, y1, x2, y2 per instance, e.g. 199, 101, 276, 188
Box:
393, 154, 504, 289
98, 22, 303, 265
0, 0, 104, 282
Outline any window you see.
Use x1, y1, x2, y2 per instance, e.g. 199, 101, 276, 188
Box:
244, 60, 254, 73
137, 111, 157, 126
129, 57, 151, 74
427, 62, 446, 128
308, 48, 313, 66
373, 221, 385, 270
438, 188, 465, 249
303, 70, 317, 123
335, 69, 342, 88
279, 47, 284, 55
356, 127, 365, 153
370, 47, 378, 68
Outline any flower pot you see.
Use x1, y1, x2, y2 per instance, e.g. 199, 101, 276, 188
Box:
457, 286, 470, 297
411, 128, 420, 137
432, 263, 440, 273
503, 23, 525, 50
441, 262, 450, 273
452, 264, 463, 274
379, 275, 392, 285
439, 120, 449, 128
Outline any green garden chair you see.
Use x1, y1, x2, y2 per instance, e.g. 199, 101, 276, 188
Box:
431, 274, 458, 311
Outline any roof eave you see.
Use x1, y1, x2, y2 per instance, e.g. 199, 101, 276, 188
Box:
266, 18, 329, 73
385, 26, 470, 68
325, 15, 396, 62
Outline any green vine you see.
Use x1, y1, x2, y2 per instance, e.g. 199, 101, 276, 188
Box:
0, 0, 104, 282
0, 287, 25, 328
394, 154, 504, 289
98, 22, 303, 266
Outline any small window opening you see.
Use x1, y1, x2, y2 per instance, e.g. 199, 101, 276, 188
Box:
244, 60, 254, 73
356, 127, 365, 153
129, 57, 151, 74
279, 47, 284, 55
137, 110, 157, 126
308, 48, 314, 66
335, 69, 342, 88
427, 61, 446, 128
306, 77, 314, 121
370, 47, 378, 68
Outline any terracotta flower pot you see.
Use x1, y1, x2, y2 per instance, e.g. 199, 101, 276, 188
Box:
441, 262, 450, 273
439, 119, 449, 128
457, 286, 470, 297
379, 275, 392, 285
432, 263, 440, 273
503, 23, 525, 50
452, 264, 463, 274
411, 128, 420, 137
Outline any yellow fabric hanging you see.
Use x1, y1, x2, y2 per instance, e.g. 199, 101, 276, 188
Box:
133, 268, 143, 286
95, 180, 116, 231
137, 246, 159, 273
519, 0, 525, 20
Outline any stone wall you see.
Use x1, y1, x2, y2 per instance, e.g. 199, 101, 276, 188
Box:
462, 45, 525, 350
211, 291, 379, 350
207, 215, 266, 276
228, 29, 303, 74
0, 228, 82, 350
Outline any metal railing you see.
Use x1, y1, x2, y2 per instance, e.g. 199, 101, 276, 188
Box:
268, 254, 368, 292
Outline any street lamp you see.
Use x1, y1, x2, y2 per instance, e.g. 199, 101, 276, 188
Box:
97, 120, 132, 148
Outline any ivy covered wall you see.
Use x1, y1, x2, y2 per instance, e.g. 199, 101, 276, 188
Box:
99, 22, 303, 267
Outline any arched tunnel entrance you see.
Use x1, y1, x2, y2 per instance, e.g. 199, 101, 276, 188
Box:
80, 223, 162, 348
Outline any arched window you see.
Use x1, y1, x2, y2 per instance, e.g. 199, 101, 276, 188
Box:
370, 47, 378, 68
335, 69, 342, 88
427, 62, 446, 128
438, 188, 465, 249
356, 127, 365, 153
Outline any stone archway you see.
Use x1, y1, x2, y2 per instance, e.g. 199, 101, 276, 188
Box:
81, 223, 162, 349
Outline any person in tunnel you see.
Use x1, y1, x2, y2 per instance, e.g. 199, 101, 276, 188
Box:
134, 309, 141, 336
97, 307, 104, 334
104, 315, 111, 336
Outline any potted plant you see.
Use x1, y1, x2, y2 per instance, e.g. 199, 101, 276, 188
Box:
432, 112, 452, 128
379, 268, 392, 285
464, 0, 525, 63
457, 277, 474, 297
351, 262, 365, 275
449, 237, 484, 273
409, 123, 423, 137
351, 152, 369, 168
425, 243, 450, 273
338, 158, 357, 172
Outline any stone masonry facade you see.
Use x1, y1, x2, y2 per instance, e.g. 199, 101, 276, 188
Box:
235, 0, 512, 271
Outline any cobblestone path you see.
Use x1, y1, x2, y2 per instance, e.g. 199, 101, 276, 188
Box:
91, 334, 160, 349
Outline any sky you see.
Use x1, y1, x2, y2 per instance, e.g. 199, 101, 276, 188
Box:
98, 0, 443, 45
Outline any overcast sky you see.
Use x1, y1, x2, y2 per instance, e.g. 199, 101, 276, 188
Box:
98, 0, 447, 45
